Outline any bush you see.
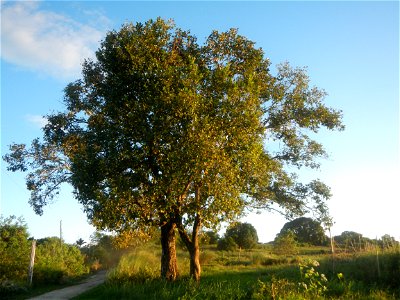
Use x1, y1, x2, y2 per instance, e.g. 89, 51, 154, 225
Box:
273, 231, 298, 256
0, 216, 31, 283
252, 277, 297, 299
34, 237, 89, 284
217, 237, 237, 251
0, 280, 27, 298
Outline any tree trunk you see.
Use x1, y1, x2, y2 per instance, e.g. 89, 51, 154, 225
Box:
176, 186, 202, 281
160, 221, 179, 281
177, 213, 202, 281
189, 233, 201, 281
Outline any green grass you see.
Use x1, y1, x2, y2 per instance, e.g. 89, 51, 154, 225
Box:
73, 245, 400, 299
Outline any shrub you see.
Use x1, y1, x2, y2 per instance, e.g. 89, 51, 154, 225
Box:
0, 279, 27, 298
34, 237, 89, 284
0, 216, 31, 283
252, 276, 297, 299
273, 231, 298, 256
298, 259, 328, 296
217, 237, 237, 251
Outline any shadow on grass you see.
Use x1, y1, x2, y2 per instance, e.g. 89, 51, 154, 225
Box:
73, 265, 300, 300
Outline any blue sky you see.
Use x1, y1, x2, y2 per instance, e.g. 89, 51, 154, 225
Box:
1, 1, 399, 243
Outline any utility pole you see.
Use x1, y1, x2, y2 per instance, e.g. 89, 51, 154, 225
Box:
60, 220, 63, 248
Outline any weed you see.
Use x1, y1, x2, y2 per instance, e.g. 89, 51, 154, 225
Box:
298, 259, 328, 296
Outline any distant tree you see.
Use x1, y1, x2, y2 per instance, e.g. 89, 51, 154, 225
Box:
217, 236, 238, 251
273, 230, 298, 255
224, 222, 258, 250
75, 238, 86, 248
380, 234, 398, 249
3, 18, 344, 281
334, 231, 363, 246
279, 217, 327, 246
200, 230, 220, 245
0, 215, 30, 282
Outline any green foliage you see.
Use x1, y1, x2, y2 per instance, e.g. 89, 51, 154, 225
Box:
0, 216, 91, 297
4, 18, 344, 280
200, 230, 220, 245
0, 215, 31, 283
273, 231, 298, 256
252, 276, 297, 300
80, 232, 127, 270
379, 234, 399, 249
76, 242, 400, 300
217, 237, 238, 251
334, 231, 363, 245
224, 222, 259, 249
34, 237, 89, 284
298, 259, 328, 296
279, 217, 327, 246
3, 18, 344, 229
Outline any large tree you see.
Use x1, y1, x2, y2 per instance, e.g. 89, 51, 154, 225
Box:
4, 18, 343, 281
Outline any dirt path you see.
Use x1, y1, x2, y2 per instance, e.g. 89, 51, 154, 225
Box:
28, 270, 107, 300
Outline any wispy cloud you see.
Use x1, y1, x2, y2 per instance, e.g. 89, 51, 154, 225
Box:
25, 114, 48, 128
1, 1, 109, 79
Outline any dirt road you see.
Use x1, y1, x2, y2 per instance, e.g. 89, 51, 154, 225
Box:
28, 270, 107, 300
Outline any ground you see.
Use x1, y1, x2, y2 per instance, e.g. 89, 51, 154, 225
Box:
27, 271, 107, 300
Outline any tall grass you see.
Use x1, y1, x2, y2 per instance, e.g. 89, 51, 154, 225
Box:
75, 244, 400, 300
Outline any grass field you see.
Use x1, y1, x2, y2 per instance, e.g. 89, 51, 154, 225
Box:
74, 242, 400, 299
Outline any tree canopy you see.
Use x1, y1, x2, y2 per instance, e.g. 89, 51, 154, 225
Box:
224, 222, 258, 249
279, 217, 327, 246
3, 18, 344, 280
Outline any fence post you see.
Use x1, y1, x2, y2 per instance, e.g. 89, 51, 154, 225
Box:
376, 237, 381, 278
28, 240, 36, 286
329, 228, 335, 273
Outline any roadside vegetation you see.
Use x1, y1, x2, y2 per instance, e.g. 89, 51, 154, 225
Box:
76, 236, 400, 299
1, 215, 399, 299
0, 215, 126, 299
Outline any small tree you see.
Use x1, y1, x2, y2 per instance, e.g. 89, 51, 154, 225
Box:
75, 238, 86, 248
225, 222, 258, 250
273, 230, 298, 255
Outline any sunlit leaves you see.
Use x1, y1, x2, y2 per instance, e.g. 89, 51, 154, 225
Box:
3, 18, 344, 237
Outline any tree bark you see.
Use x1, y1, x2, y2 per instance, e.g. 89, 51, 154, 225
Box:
177, 213, 202, 281
160, 221, 179, 281
189, 212, 202, 281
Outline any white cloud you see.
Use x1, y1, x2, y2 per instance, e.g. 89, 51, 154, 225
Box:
26, 114, 48, 128
1, 1, 108, 79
